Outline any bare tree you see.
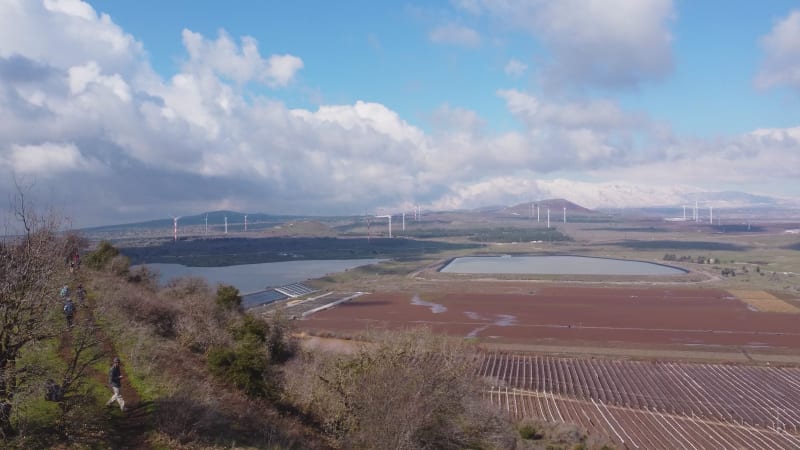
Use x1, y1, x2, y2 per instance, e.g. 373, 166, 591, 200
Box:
0, 183, 71, 437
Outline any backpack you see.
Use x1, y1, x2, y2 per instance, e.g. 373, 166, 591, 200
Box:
64, 301, 74, 315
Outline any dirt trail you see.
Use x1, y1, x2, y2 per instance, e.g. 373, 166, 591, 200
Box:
58, 283, 151, 449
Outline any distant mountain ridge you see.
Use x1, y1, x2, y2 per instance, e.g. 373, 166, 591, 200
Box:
83, 211, 304, 232
82, 191, 800, 232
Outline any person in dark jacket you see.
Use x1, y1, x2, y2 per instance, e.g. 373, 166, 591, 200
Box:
105, 357, 125, 411
63, 298, 75, 328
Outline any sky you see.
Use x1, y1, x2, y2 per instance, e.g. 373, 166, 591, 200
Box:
1, 0, 800, 228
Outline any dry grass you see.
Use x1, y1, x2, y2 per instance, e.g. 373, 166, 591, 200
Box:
283, 328, 517, 449
87, 269, 329, 449
729, 289, 800, 313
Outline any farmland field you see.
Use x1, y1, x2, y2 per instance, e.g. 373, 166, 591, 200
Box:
297, 286, 800, 351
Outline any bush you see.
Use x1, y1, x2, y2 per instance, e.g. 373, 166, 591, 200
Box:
83, 241, 119, 269
519, 422, 542, 440
206, 344, 278, 400
215, 285, 242, 311
109, 254, 130, 276
126, 265, 159, 290
291, 328, 515, 449
230, 314, 297, 364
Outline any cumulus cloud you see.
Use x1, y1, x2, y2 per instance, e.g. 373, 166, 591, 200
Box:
755, 10, 800, 90
455, 0, 675, 89
2, 142, 106, 176
182, 29, 303, 87
429, 23, 481, 48
504, 58, 528, 78
0, 0, 143, 74
497, 89, 646, 130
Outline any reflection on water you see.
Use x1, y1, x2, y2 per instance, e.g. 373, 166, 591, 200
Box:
442, 255, 685, 276
141, 259, 381, 294
465, 314, 518, 338
410, 294, 447, 313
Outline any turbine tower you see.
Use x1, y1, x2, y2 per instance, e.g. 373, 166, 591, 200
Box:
709, 206, 713, 224
224, 216, 228, 234
172, 216, 180, 242
375, 214, 392, 238
563, 206, 566, 223
402, 212, 406, 231
244, 214, 248, 232
547, 208, 550, 228
205, 214, 208, 235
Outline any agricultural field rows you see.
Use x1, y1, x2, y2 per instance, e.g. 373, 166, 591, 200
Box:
480, 353, 800, 449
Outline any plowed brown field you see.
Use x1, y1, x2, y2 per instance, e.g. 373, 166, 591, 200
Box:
298, 286, 800, 350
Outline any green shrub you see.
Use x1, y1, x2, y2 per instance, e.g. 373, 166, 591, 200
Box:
206, 344, 278, 400
83, 240, 119, 269
232, 315, 268, 343
519, 422, 542, 440
215, 284, 242, 311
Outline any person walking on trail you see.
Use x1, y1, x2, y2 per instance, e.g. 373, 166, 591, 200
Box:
76, 284, 86, 305
106, 357, 125, 411
63, 298, 75, 328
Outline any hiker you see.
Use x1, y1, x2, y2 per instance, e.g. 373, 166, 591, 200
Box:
76, 284, 86, 304
59, 285, 69, 298
63, 298, 75, 328
106, 357, 125, 411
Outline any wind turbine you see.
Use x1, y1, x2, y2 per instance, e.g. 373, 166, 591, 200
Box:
547, 208, 550, 228
172, 216, 181, 242
205, 214, 208, 235
244, 214, 248, 232
375, 214, 392, 238
224, 216, 228, 234
364, 216, 372, 242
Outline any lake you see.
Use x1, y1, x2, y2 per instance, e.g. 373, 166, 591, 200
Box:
142, 259, 382, 293
440, 255, 686, 276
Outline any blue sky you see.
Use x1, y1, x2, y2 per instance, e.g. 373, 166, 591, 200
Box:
1, 0, 800, 227
95, 0, 799, 134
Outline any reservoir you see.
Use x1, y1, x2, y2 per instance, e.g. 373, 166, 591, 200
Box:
441, 255, 686, 276
143, 259, 381, 293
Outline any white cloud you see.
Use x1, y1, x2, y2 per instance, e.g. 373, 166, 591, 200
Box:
0, 0, 143, 74
504, 58, 527, 78
497, 89, 645, 130
755, 10, 800, 90
430, 105, 485, 134
68, 61, 131, 102
3, 142, 106, 176
458, 0, 675, 89
429, 24, 481, 48
182, 29, 303, 87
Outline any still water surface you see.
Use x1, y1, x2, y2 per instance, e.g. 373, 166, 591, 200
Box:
441, 255, 686, 276
144, 259, 381, 293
